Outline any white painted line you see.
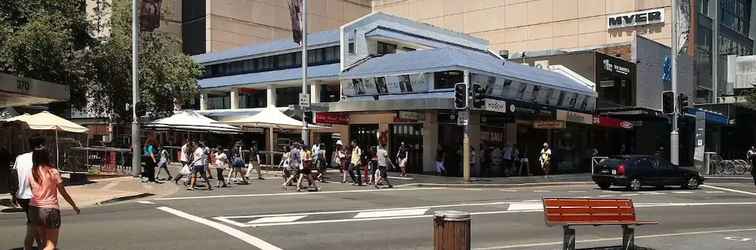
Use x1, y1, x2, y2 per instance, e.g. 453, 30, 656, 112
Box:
248, 215, 306, 224
635, 201, 756, 208
136, 201, 155, 205
473, 228, 756, 249
507, 202, 542, 211
463, 188, 484, 191
704, 191, 726, 194
702, 184, 756, 196
619, 193, 639, 196
387, 176, 414, 180
598, 194, 615, 198
219, 201, 514, 219
704, 176, 752, 180
532, 190, 551, 193
155, 187, 446, 201
567, 190, 587, 193
499, 189, 519, 192
671, 191, 694, 194
157, 206, 281, 250
354, 208, 428, 218
642, 191, 665, 195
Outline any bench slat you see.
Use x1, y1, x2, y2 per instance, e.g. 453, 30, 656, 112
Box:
543, 198, 649, 226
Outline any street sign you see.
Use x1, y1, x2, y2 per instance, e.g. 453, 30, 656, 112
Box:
533, 121, 565, 129
457, 111, 469, 126
483, 99, 507, 113
299, 93, 310, 108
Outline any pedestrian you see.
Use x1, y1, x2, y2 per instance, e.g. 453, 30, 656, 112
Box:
314, 143, 328, 183
155, 146, 172, 181
246, 141, 265, 180
334, 141, 348, 183
747, 146, 756, 187
174, 140, 193, 185
349, 140, 363, 186
367, 146, 378, 185
28, 148, 80, 250
502, 144, 513, 176
283, 142, 302, 190
11, 137, 46, 250
279, 146, 292, 185
396, 142, 409, 177
213, 147, 229, 188
189, 141, 212, 191
297, 144, 318, 192
142, 134, 158, 183
374, 144, 393, 189
229, 143, 249, 185
435, 146, 446, 176
540, 143, 552, 178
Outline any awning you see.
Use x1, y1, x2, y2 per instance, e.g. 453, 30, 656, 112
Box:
594, 116, 634, 129
217, 108, 322, 130
144, 110, 242, 134
0, 73, 70, 108
685, 107, 729, 125
5, 111, 88, 133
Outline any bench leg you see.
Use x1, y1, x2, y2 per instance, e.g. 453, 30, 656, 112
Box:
622, 225, 635, 250
563, 226, 575, 250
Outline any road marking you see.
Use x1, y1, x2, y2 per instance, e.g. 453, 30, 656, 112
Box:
499, 189, 519, 192
507, 202, 542, 211
155, 187, 446, 201
157, 206, 281, 250
598, 194, 615, 198
642, 191, 665, 195
473, 227, 756, 249
705, 191, 726, 194
463, 188, 485, 191
702, 184, 756, 196
567, 190, 587, 193
619, 193, 639, 196
672, 191, 694, 194
354, 208, 428, 218
532, 190, 551, 193
102, 182, 119, 190
248, 215, 306, 224
136, 201, 155, 204
387, 176, 414, 180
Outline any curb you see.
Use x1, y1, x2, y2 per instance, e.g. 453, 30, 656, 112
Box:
396, 181, 593, 189
96, 193, 155, 205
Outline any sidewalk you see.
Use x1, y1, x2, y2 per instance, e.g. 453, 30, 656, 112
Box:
1, 175, 180, 213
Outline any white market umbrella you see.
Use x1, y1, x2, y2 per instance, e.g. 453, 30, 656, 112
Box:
6, 111, 89, 166
144, 110, 242, 134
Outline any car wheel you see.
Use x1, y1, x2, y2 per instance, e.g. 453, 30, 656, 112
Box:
627, 178, 641, 191
683, 176, 700, 190
598, 182, 611, 190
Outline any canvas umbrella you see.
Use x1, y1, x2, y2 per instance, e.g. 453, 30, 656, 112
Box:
5, 111, 88, 166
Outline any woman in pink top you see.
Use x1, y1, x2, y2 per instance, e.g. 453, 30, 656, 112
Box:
29, 149, 80, 250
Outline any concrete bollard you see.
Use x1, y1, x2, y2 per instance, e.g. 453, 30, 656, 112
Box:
433, 210, 471, 250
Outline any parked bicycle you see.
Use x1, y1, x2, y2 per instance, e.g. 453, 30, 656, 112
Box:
709, 154, 752, 176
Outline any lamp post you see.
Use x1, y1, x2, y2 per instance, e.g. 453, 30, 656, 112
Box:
131, 0, 142, 177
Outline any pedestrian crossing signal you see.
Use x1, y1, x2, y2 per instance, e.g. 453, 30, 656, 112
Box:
454, 83, 467, 110
662, 91, 674, 114
471, 84, 485, 109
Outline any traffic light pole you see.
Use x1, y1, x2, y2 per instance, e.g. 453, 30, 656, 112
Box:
670, 0, 679, 165
463, 71, 471, 183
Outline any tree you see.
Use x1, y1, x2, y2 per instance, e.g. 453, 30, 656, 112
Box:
88, 0, 202, 121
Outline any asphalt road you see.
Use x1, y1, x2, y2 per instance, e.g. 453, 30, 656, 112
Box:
2, 178, 756, 250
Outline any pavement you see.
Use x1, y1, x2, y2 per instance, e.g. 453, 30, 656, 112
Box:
1, 165, 756, 250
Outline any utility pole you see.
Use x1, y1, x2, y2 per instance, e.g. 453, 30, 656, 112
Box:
463, 71, 471, 183
300, 0, 309, 145
712, 0, 719, 103
131, 0, 142, 177
670, 0, 680, 165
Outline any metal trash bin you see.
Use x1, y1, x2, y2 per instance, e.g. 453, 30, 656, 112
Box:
433, 210, 471, 250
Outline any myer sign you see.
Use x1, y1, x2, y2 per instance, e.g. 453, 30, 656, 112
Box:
608, 8, 664, 29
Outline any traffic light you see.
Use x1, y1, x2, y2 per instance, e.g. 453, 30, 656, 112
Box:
454, 83, 467, 110
471, 84, 485, 109
662, 91, 674, 114
135, 102, 147, 117
678, 93, 689, 110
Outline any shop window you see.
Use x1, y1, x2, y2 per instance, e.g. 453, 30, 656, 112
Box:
275, 87, 302, 107
320, 84, 340, 103
433, 70, 464, 89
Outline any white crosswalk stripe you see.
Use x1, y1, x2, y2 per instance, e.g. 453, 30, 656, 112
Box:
354, 208, 428, 218
248, 216, 306, 224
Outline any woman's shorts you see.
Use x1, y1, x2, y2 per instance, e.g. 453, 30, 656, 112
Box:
30, 206, 61, 229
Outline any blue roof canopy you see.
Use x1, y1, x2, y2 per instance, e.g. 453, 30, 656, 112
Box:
341, 47, 596, 96
192, 30, 340, 64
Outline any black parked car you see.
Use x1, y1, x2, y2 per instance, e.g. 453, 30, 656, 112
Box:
592, 155, 704, 191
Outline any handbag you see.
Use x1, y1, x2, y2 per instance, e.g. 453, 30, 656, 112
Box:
180, 164, 191, 175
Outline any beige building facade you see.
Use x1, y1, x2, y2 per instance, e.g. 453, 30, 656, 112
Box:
372, 0, 673, 55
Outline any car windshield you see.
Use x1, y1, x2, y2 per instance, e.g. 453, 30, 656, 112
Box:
600, 159, 626, 167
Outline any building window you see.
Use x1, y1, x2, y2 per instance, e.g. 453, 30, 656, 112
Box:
377, 41, 397, 55
199, 46, 340, 79
240, 90, 267, 108
348, 42, 355, 54
433, 71, 464, 89
275, 87, 302, 107
320, 84, 340, 102
207, 93, 230, 110
182, 0, 206, 55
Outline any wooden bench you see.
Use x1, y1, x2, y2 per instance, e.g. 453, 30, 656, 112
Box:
543, 198, 657, 250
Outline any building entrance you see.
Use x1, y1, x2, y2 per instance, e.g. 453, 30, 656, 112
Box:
389, 124, 423, 173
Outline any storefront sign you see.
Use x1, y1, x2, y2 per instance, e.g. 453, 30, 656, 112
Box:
396, 111, 424, 122
594, 116, 634, 129
238, 88, 258, 94
556, 110, 593, 125
16, 78, 31, 93
315, 112, 349, 124
602, 59, 631, 75
483, 99, 507, 113
607, 8, 664, 29
533, 121, 565, 129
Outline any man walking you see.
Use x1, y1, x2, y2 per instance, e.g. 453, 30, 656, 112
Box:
748, 146, 756, 187
189, 141, 212, 191
246, 141, 265, 180
349, 140, 363, 186
374, 144, 393, 189
540, 143, 552, 178
11, 137, 46, 250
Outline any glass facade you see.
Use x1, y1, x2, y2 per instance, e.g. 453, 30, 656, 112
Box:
275, 87, 302, 107
182, 0, 206, 55
201, 46, 340, 79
